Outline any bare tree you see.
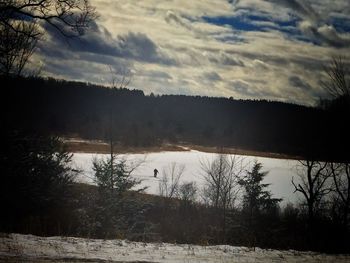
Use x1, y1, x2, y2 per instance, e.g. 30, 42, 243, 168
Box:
158, 162, 185, 199
0, 0, 97, 76
330, 162, 350, 229
292, 160, 332, 226
201, 153, 244, 240
109, 66, 132, 90
201, 154, 243, 210
0, 20, 39, 75
0, 0, 97, 37
322, 56, 349, 99
179, 181, 197, 205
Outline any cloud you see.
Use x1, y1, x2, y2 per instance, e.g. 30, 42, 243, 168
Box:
165, 11, 196, 32
206, 51, 245, 66
205, 71, 222, 82
252, 59, 269, 69
117, 32, 175, 64
229, 79, 258, 97
258, 0, 350, 47
289, 76, 313, 91
41, 20, 175, 65
141, 70, 173, 80
264, 0, 318, 21
317, 25, 350, 47
32, 0, 350, 106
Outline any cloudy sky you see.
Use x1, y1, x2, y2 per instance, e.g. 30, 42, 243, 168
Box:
35, 0, 350, 106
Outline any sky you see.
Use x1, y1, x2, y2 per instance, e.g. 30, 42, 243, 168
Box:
34, 0, 350, 106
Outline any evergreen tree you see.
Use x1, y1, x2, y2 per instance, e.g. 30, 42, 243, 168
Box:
93, 156, 139, 194
92, 155, 153, 239
0, 130, 78, 233
240, 162, 281, 213
238, 161, 282, 247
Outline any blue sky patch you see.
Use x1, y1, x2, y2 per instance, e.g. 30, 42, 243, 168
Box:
202, 14, 301, 34
202, 14, 305, 42
203, 16, 262, 32
330, 17, 350, 33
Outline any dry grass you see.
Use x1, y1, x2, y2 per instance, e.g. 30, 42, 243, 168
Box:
64, 140, 188, 154
188, 145, 302, 160
64, 138, 300, 160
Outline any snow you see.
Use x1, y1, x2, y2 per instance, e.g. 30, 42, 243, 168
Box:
1, 233, 348, 262
71, 150, 300, 205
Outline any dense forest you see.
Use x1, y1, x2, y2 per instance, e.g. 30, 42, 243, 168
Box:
1, 76, 349, 161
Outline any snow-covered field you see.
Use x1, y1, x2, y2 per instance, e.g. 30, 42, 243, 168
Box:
72, 150, 300, 204
1, 233, 349, 263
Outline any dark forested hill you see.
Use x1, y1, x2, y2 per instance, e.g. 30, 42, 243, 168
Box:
1, 76, 348, 161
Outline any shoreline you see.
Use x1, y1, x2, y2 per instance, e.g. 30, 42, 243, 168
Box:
64, 138, 301, 160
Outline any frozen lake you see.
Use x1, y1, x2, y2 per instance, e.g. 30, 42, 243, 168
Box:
72, 150, 301, 205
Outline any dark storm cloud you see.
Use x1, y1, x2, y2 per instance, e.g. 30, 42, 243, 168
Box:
226, 48, 327, 72
300, 23, 350, 48
289, 76, 313, 91
117, 32, 175, 65
41, 20, 175, 65
204, 72, 222, 82
289, 75, 326, 98
42, 20, 118, 56
44, 60, 86, 79
229, 78, 283, 99
264, 0, 318, 21
230, 80, 257, 97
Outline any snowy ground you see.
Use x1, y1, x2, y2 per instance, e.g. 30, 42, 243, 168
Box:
1, 233, 349, 263
72, 150, 300, 205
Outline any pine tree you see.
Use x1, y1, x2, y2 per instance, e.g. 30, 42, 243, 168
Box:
238, 161, 282, 247
0, 130, 79, 233
240, 162, 281, 213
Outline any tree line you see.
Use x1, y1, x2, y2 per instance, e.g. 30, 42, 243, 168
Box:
1, 75, 349, 162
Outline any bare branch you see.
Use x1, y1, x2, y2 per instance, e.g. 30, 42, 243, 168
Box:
322, 56, 350, 99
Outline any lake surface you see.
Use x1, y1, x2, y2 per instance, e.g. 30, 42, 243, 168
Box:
72, 150, 302, 205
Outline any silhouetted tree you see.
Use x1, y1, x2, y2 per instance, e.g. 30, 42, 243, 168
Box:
240, 162, 281, 213
292, 161, 331, 231
179, 181, 197, 205
92, 154, 145, 238
158, 162, 185, 199
0, 0, 96, 37
239, 161, 282, 247
0, 20, 38, 75
323, 56, 349, 99
201, 154, 242, 209
201, 154, 243, 241
0, 0, 96, 76
330, 162, 350, 230
93, 156, 141, 193
0, 130, 79, 233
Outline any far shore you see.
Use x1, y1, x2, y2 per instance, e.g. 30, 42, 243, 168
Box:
64, 138, 302, 160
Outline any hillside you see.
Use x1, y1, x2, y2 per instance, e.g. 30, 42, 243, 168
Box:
2, 76, 349, 161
